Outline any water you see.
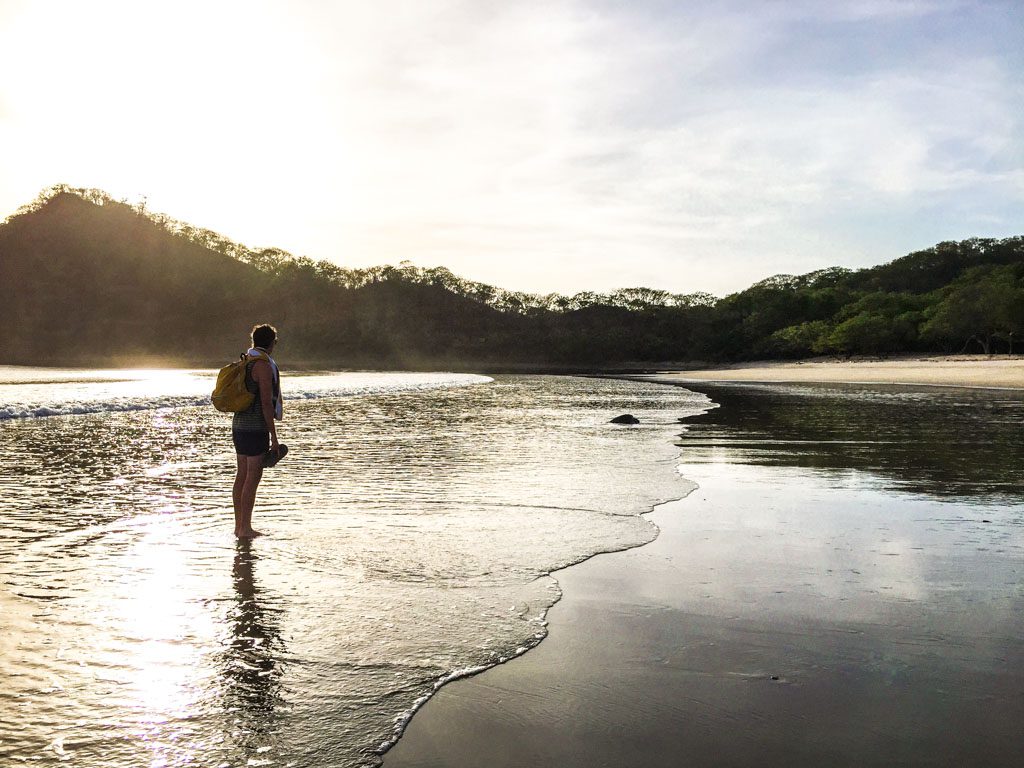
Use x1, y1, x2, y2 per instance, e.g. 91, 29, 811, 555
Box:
384, 379, 1024, 767
0, 370, 708, 767
0, 366, 490, 419
656, 380, 1024, 765
670, 380, 1024, 501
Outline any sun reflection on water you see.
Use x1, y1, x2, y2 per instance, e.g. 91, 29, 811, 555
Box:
219, 540, 287, 760
0, 373, 704, 766
98, 519, 217, 767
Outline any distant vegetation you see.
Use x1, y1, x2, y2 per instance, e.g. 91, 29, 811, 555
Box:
2, 185, 1023, 367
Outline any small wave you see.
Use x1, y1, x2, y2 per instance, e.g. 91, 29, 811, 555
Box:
0, 395, 215, 420
376, 584, 559, 757
0, 373, 492, 421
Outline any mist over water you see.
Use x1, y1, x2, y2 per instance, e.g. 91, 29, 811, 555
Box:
0, 372, 706, 767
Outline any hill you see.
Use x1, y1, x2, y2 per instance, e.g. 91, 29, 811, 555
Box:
2, 185, 1023, 367
0, 189, 512, 366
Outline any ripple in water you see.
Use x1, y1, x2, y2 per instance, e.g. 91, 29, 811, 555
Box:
0, 372, 708, 766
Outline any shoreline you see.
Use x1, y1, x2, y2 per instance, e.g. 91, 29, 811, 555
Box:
376, 391, 710, 762
381, 493, 689, 767
378, 461, 704, 758
379, 384, 706, 766
383, 380, 1024, 768
642, 355, 1024, 389
6, 354, 1024, 385
376, 498, 677, 759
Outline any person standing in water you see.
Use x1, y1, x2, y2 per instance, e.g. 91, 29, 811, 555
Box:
232, 324, 283, 538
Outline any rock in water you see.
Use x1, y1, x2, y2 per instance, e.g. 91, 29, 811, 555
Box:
610, 414, 640, 424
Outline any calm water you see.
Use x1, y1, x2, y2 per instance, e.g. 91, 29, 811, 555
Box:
0, 370, 707, 767
670, 380, 1024, 500
659, 380, 1024, 765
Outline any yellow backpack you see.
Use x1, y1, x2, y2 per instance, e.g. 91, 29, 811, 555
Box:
211, 351, 268, 413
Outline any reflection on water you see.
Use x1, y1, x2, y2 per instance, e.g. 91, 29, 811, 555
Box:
0, 373, 706, 767
669, 381, 1024, 502
221, 540, 287, 757
665, 381, 1024, 764
463, 377, 1024, 768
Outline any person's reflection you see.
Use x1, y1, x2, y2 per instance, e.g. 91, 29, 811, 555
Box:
221, 539, 286, 751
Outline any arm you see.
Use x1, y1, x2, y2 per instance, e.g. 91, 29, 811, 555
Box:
277, 373, 284, 420
253, 360, 280, 452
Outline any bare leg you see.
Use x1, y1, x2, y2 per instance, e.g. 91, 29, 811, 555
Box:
237, 454, 265, 538
233, 455, 248, 536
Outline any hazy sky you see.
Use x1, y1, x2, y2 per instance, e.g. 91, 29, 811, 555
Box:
1, 0, 1021, 296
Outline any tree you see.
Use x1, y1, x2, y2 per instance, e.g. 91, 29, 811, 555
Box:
766, 321, 832, 357
920, 266, 1024, 354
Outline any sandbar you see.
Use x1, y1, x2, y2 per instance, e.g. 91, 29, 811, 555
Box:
647, 355, 1024, 389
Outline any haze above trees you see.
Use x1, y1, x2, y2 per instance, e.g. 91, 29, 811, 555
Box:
2, 186, 1022, 367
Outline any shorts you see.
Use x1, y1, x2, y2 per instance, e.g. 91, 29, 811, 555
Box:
233, 429, 270, 457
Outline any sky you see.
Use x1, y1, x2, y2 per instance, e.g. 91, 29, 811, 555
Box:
0, 0, 1021, 297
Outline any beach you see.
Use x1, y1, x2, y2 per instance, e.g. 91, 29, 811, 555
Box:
645, 355, 1024, 389
0, 372, 704, 767
385, 378, 1024, 767
4, 367, 1024, 766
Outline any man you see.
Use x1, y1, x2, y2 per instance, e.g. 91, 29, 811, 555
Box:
232, 323, 283, 538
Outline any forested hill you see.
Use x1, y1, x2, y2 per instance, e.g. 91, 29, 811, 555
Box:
2, 185, 1023, 367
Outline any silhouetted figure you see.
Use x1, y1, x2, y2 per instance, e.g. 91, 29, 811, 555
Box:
231, 324, 283, 537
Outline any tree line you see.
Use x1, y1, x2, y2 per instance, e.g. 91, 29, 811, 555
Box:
2, 185, 1022, 367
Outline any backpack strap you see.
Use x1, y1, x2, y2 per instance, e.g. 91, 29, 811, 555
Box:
245, 350, 278, 398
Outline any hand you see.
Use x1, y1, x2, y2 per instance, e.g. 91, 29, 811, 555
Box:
271, 437, 280, 457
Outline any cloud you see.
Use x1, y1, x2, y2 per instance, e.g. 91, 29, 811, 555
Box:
313, 0, 1024, 293
0, 0, 1021, 294
821, 0, 963, 21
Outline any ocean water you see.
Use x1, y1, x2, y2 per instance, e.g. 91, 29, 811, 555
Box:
671, 380, 1024, 500
383, 379, 1024, 767
0, 366, 491, 420
0, 369, 708, 767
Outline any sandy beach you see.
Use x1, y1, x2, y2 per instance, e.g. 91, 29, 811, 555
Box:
645, 355, 1024, 389
385, 380, 1024, 767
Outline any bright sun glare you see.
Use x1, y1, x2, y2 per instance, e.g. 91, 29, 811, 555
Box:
0, 0, 347, 247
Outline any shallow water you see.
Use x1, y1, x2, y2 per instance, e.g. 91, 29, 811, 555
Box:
0, 371, 707, 767
672, 381, 1024, 501
384, 380, 1024, 768
0, 366, 489, 419
651, 382, 1024, 764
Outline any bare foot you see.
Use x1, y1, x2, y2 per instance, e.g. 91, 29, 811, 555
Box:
235, 529, 263, 539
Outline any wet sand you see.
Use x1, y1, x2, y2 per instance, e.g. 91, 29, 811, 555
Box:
648, 355, 1024, 389
384, 383, 1024, 767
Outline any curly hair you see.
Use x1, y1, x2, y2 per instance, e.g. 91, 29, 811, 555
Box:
250, 323, 278, 349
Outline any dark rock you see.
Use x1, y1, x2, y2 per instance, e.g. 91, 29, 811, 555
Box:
610, 414, 640, 424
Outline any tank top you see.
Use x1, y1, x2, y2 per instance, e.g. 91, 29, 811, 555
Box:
231, 359, 269, 432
